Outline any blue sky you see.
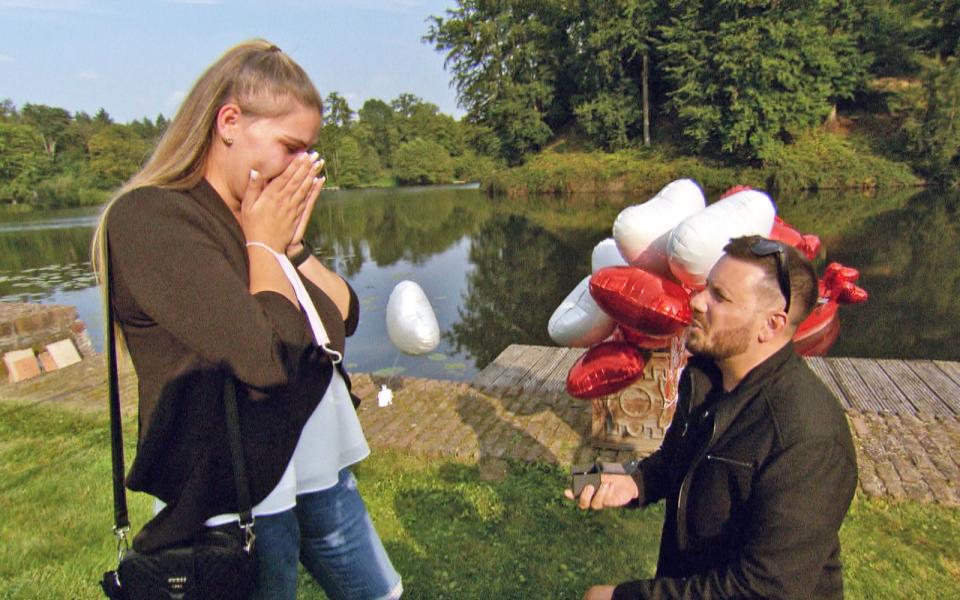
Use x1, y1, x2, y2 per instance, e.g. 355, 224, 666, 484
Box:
0, 0, 464, 123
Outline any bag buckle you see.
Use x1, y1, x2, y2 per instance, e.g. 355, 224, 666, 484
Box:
113, 525, 130, 562
241, 519, 255, 554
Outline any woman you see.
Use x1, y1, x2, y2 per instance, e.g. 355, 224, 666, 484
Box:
92, 40, 402, 600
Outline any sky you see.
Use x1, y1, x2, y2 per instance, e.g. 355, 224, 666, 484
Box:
0, 0, 464, 124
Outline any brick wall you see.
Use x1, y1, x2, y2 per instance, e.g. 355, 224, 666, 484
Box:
0, 302, 95, 378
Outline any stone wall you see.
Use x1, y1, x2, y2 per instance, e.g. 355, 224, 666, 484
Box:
0, 302, 95, 379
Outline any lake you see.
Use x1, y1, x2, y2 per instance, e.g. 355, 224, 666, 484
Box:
1, 183, 957, 381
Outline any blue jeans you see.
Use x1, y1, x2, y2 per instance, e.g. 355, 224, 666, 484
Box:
251, 468, 402, 600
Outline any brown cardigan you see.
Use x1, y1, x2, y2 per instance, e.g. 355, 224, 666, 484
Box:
107, 179, 359, 552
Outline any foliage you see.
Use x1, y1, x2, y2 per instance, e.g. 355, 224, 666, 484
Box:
901, 59, 960, 186
425, 1, 573, 164
0, 122, 50, 203
453, 149, 498, 183
87, 125, 152, 189
0, 93, 497, 204
764, 131, 921, 192
658, 1, 866, 163
392, 138, 454, 185
0, 102, 163, 208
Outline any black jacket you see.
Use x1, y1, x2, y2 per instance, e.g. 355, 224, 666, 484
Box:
107, 180, 360, 552
615, 343, 858, 599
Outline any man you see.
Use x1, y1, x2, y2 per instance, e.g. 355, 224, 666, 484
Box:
567, 235, 858, 599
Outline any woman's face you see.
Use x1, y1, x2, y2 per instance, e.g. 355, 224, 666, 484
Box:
224, 101, 322, 200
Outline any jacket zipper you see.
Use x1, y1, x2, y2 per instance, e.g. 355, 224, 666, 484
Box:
706, 454, 753, 469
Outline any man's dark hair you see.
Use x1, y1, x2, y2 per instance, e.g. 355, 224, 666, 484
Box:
723, 235, 818, 326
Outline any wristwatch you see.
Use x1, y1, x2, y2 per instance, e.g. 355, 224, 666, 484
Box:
289, 241, 314, 267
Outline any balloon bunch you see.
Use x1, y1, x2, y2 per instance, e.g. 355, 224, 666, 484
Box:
549, 179, 867, 401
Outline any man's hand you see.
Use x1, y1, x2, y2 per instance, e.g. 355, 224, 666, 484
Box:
582, 584, 616, 600
564, 473, 638, 510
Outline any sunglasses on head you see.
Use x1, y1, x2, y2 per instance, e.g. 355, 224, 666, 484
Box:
750, 238, 791, 314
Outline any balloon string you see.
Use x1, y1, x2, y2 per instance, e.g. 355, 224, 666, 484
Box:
388, 352, 401, 389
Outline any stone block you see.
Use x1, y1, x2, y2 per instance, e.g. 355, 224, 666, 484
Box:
47, 339, 82, 368
38, 351, 58, 373
4, 349, 41, 382
590, 352, 679, 455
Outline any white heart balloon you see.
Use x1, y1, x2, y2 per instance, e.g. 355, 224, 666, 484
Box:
591, 238, 628, 273
667, 189, 777, 288
547, 275, 616, 347
612, 179, 705, 275
385, 280, 440, 355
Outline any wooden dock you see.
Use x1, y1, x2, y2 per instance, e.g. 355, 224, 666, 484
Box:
473, 344, 960, 418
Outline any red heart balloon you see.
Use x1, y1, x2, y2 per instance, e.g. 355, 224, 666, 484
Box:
770, 216, 820, 261
566, 341, 647, 400
589, 266, 692, 337
613, 324, 673, 350
794, 306, 841, 356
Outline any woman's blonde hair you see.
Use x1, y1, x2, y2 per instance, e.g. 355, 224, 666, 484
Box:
91, 39, 323, 282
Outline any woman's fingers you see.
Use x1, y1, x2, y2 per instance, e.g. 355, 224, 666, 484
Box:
281, 152, 320, 203
240, 169, 264, 216
291, 176, 324, 246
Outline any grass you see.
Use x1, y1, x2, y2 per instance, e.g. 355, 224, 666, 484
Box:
1, 399, 958, 599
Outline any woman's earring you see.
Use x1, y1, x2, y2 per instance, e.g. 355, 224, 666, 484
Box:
223, 137, 234, 146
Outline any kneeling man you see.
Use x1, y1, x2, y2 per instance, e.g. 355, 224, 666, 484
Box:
568, 235, 858, 600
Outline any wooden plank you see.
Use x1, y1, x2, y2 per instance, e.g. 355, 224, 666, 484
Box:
876, 359, 954, 418
846, 358, 914, 415
805, 357, 849, 409
477, 348, 960, 418
520, 346, 572, 396
472, 344, 527, 391
933, 360, 960, 388
826, 357, 886, 413
541, 348, 584, 398
487, 344, 549, 395
908, 361, 960, 417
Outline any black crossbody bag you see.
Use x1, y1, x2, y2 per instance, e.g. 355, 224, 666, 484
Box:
99, 239, 256, 599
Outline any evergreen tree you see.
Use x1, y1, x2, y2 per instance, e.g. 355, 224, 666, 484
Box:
659, 0, 866, 162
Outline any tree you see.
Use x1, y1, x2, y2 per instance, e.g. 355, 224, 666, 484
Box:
903, 58, 960, 186
0, 99, 16, 121
392, 138, 454, 185
658, 0, 866, 162
0, 123, 51, 203
324, 92, 354, 128
357, 99, 400, 166
571, 0, 662, 149
425, 1, 572, 163
87, 125, 151, 188
20, 103, 72, 157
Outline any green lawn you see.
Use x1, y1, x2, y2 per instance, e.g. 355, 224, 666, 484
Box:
1, 400, 957, 599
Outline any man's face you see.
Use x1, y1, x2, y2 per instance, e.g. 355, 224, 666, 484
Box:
686, 256, 767, 361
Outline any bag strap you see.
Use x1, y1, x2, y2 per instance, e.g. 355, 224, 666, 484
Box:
103, 237, 129, 542
102, 237, 254, 554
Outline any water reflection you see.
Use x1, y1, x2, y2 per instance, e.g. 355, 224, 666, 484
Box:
0, 185, 956, 382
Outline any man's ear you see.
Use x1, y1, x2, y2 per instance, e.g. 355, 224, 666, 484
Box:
758, 310, 788, 343
215, 102, 242, 143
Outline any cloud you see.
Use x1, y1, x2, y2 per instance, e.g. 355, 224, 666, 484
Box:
167, 90, 186, 107
0, 54, 14, 63
164, 0, 221, 4
76, 70, 98, 80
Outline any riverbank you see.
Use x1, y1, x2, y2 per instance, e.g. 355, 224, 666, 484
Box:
482, 131, 923, 197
